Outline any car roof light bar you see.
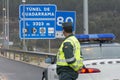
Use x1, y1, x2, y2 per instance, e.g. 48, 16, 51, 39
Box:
75, 33, 115, 42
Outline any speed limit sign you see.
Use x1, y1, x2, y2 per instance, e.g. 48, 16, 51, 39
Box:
56, 11, 76, 38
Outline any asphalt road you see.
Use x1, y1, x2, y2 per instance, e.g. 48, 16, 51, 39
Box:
0, 56, 45, 80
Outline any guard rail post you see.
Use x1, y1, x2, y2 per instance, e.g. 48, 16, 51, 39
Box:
8, 52, 10, 59
13, 52, 15, 60
20, 54, 22, 61
38, 56, 41, 65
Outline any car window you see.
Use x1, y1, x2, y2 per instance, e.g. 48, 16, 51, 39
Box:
82, 46, 120, 60
101, 46, 120, 58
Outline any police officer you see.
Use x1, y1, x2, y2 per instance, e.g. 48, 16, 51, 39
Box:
56, 22, 84, 80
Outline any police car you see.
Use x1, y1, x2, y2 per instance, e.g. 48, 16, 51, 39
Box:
42, 33, 120, 80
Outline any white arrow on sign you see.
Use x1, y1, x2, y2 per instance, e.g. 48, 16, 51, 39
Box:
32, 27, 37, 34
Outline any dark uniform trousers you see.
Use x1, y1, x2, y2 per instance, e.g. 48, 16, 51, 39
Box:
58, 71, 78, 80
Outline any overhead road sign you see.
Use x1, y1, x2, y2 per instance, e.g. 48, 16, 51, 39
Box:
19, 4, 57, 39
19, 4, 57, 19
56, 11, 76, 38
19, 20, 55, 39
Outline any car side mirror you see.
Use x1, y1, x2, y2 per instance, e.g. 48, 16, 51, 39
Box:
45, 57, 52, 64
45, 57, 56, 64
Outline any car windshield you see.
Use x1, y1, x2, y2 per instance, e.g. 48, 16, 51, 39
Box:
81, 44, 120, 60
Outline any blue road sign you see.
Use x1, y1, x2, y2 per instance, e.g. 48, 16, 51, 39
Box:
19, 4, 57, 19
56, 11, 76, 38
56, 11, 76, 31
19, 20, 55, 39
19, 4, 57, 39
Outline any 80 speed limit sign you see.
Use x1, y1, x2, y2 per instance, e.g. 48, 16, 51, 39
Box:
56, 11, 76, 38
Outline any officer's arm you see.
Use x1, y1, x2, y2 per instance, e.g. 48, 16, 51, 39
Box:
63, 42, 76, 64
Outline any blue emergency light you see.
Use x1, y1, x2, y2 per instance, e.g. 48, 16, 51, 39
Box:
75, 33, 115, 42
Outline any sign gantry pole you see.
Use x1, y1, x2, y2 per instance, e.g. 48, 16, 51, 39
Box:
2, 0, 9, 49
83, 0, 89, 34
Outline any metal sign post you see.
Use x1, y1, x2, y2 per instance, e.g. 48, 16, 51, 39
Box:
22, 0, 27, 51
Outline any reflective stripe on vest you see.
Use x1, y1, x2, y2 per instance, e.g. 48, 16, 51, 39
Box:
57, 57, 75, 63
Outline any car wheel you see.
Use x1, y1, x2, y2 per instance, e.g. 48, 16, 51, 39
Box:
42, 69, 47, 80
42, 73, 46, 80
42, 77, 46, 80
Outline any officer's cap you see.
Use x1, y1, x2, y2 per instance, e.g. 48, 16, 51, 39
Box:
62, 22, 73, 33
62, 22, 73, 28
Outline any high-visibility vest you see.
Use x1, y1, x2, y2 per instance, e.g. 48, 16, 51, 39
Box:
57, 36, 83, 71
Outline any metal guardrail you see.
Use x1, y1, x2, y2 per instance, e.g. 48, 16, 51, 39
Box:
0, 48, 56, 67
